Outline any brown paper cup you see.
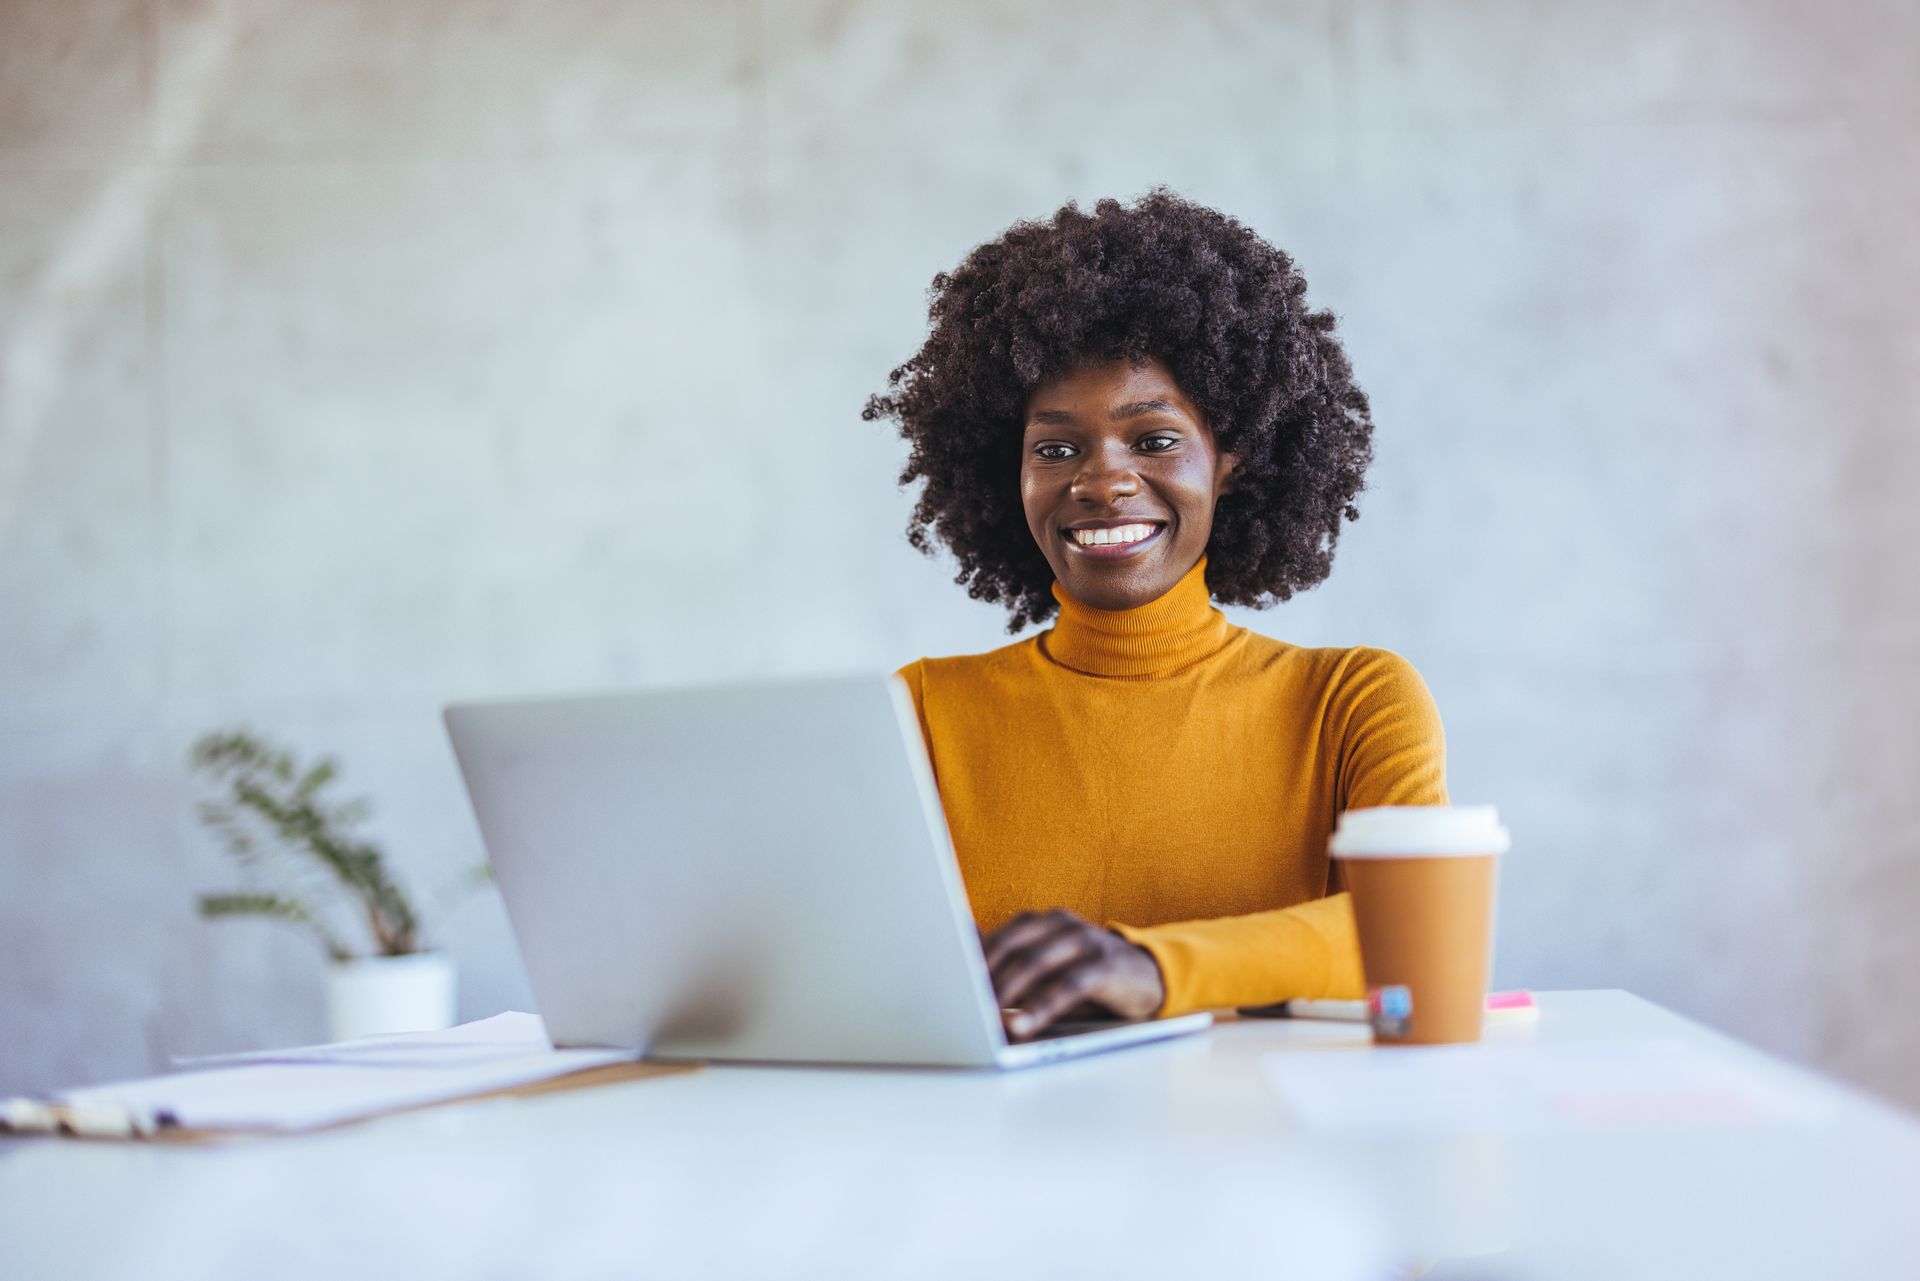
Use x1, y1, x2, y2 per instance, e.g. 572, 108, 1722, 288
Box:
1331, 806, 1509, 1046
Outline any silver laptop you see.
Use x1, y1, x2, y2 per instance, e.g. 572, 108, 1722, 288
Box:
444, 673, 1211, 1069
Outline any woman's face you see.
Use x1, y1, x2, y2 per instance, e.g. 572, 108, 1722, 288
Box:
1020, 356, 1239, 612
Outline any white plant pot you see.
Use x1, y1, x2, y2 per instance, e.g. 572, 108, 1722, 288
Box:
326, 952, 457, 1042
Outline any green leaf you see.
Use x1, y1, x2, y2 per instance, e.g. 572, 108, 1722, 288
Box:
188, 727, 417, 959
197, 892, 351, 962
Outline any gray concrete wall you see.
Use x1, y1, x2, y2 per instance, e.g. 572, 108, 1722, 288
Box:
3, 1, 1916, 1107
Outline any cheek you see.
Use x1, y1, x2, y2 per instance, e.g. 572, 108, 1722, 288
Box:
1019, 468, 1053, 538
1171, 467, 1222, 530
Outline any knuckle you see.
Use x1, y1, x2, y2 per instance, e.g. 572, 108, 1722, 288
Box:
1043, 933, 1088, 965
1040, 962, 1102, 1008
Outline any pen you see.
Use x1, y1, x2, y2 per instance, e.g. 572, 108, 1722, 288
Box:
0, 1096, 164, 1138
1245, 997, 1370, 1021
1238, 990, 1537, 1022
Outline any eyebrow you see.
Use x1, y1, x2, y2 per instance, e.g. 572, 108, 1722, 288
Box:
1025, 399, 1189, 427
1111, 399, 1185, 421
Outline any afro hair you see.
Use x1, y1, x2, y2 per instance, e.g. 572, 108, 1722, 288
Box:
863, 187, 1376, 633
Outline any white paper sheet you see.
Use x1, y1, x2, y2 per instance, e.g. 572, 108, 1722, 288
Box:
173, 1011, 558, 1069
46, 1014, 636, 1134
1261, 1036, 1835, 1134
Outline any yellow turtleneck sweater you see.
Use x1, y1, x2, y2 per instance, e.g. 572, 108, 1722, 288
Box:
895, 555, 1448, 1017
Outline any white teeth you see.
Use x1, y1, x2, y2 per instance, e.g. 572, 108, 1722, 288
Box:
1070, 523, 1158, 547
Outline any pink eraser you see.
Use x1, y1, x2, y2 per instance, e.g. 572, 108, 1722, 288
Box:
1485, 990, 1535, 1011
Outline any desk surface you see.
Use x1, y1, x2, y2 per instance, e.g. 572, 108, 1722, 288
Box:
5, 990, 1918, 1281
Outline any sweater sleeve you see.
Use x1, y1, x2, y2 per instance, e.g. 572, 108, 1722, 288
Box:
1112, 648, 1449, 1016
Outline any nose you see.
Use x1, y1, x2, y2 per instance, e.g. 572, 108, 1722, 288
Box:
1068, 446, 1142, 506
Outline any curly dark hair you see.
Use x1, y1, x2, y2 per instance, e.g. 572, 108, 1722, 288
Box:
863, 187, 1375, 633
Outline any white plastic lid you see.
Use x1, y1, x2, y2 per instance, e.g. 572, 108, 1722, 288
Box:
1329, 805, 1510, 858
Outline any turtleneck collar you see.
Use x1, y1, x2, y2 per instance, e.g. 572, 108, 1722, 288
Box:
1040, 554, 1238, 679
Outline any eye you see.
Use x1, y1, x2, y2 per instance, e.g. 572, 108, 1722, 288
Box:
1137, 435, 1179, 453
1031, 442, 1076, 461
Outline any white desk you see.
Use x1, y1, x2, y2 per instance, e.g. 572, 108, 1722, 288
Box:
5, 991, 1917, 1280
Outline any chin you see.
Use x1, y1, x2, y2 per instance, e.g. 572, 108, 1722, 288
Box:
1064, 568, 1165, 610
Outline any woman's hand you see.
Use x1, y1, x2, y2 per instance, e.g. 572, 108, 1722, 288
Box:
982, 909, 1166, 1041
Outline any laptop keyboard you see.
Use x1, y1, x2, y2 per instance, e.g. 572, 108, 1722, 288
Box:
1010, 1017, 1132, 1042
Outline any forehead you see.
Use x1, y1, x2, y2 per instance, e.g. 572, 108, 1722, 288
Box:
1025, 356, 1196, 417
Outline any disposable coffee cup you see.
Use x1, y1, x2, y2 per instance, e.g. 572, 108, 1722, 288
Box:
1330, 805, 1510, 1045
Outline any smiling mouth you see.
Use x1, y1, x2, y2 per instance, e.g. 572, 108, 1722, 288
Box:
1062, 522, 1167, 559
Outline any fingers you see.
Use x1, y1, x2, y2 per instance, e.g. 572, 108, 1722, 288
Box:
995, 927, 1097, 1014
981, 910, 1075, 975
983, 910, 1088, 1008
983, 910, 1119, 1041
984, 910, 1166, 1040
1007, 962, 1107, 1040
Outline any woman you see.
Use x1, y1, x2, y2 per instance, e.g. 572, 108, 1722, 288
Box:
864, 190, 1446, 1042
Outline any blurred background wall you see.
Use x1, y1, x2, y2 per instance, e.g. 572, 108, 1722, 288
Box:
2, 0, 1915, 1107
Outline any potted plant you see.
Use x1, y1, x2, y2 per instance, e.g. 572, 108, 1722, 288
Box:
189, 729, 490, 1042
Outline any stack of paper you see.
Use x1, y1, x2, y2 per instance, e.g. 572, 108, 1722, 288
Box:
1, 1013, 661, 1138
